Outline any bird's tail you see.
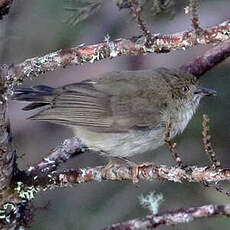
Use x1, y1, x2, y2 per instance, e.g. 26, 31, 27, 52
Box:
13, 85, 55, 111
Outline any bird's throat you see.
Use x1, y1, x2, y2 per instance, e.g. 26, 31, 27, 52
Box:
176, 98, 201, 134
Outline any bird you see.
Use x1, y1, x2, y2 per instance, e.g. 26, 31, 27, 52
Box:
13, 67, 216, 158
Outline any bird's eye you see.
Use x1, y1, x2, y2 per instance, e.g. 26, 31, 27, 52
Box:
182, 86, 189, 93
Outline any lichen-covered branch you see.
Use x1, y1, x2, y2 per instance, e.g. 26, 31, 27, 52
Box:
51, 164, 230, 185
25, 137, 87, 176
103, 204, 230, 230
7, 20, 230, 86
0, 65, 19, 229
0, 134, 85, 228
15, 162, 230, 201
0, 102, 15, 191
0, 3, 230, 229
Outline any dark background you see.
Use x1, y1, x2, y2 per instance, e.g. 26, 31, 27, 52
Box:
1, 0, 230, 229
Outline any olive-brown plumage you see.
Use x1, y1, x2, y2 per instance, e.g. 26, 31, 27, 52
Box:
14, 68, 216, 157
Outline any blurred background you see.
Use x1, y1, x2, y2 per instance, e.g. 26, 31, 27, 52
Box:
1, 0, 230, 229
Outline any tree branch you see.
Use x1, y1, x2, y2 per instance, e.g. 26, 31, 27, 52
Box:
188, 0, 201, 32
16, 162, 230, 198
127, 0, 151, 42
180, 39, 230, 77
103, 204, 230, 230
0, 69, 18, 229
7, 20, 230, 86
0, 0, 229, 228
25, 137, 87, 176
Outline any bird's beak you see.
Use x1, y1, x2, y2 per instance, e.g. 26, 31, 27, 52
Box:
194, 87, 216, 96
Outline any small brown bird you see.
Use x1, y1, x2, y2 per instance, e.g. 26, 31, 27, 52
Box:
14, 68, 216, 158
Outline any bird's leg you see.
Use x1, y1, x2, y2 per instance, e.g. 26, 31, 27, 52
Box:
165, 123, 186, 168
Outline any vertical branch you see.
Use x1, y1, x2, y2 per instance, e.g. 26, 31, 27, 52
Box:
129, 0, 151, 39
0, 66, 18, 229
164, 123, 184, 167
116, 0, 152, 45
188, 0, 201, 33
202, 114, 221, 169
0, 66, 16, 193
0, 102, 15, 189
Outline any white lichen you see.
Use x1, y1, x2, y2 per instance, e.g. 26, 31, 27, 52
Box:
15, 181, 38, 200
184, 6, 191, 14
43, 157, 55, 164
139, 191, 164, 215
104, 34, 110, 43
104, 35, 119, 58
110, 48, 119, 58
0, 202, 18, 223
59, 173, 70, 186
73, 55, 80, 64
89, 48, 101, 63
27, 166, 35, 172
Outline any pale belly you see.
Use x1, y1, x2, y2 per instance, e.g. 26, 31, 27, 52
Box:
73, 127, 166, 157
73, 102, 199, 158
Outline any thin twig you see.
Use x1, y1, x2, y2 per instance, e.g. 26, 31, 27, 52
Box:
202, 114, 221, 168
202, 180, 226, 196
165, 123, 184, 167
25, 137, 87, 176
188, 0, 201, 33
200, 115, 224, 195
128, 0, 152, 45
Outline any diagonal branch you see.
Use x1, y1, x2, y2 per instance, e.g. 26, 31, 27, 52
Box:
25, 137, 87, 176
103, 204, 230, 230
180, 39, 230, 77
127, 0, 151, 42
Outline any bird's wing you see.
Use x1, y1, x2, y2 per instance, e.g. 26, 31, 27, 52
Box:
14, 70, 166, 133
